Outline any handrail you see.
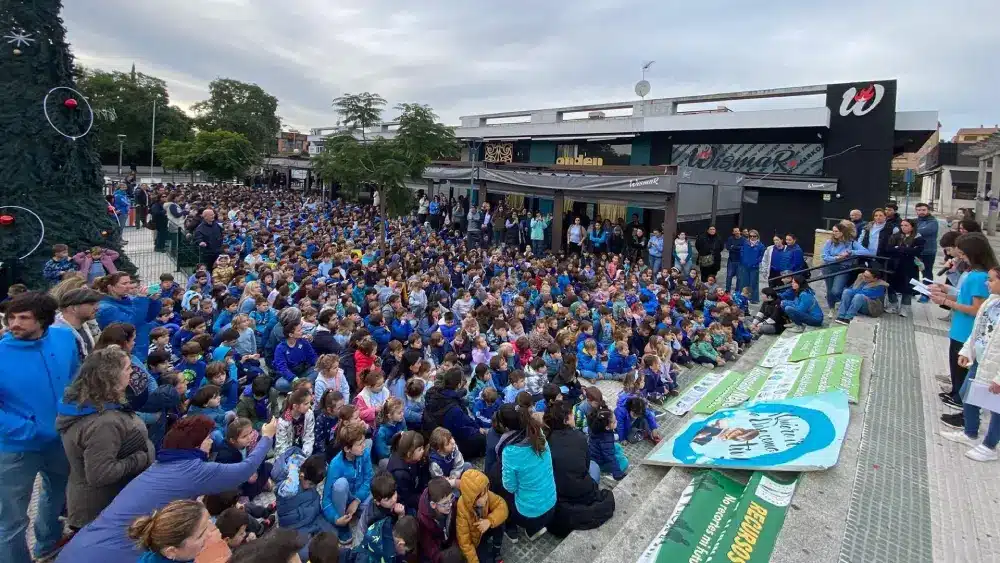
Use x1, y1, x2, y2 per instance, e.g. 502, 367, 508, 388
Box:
770, 255, 894, 290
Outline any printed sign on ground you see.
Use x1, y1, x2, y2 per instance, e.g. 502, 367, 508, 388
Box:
759, 326, 848, 367
645, 391, 851, 471
636, 471, 745, 563
712, 472, 799, 563
666, 371, 731, 416
789, 354, 863, 403
637, 471, 799, 563
787, 326, 848, 362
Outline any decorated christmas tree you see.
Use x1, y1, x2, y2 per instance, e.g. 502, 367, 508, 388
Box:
0, 0, 134, 292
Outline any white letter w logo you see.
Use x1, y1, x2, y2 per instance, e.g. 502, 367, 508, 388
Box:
839, 84, 885, 117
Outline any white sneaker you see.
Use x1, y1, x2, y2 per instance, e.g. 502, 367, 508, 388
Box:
939, 429, 978, 448
787, 324, 805, 333
527, 527, 548, 541
965, 444, 999, 462
899, 305, 909, 318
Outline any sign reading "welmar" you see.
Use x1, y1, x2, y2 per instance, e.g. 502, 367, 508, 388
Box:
672, 143, 825, 175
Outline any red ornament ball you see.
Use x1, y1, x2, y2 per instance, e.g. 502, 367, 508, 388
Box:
64, 98, 78, 110
0, 214, 14, 226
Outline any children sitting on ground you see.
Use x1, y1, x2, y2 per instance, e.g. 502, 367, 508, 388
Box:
373, 397, 407, 468
615, 371, 661, 444
386, 431, 431, 515
428, 427, 472, 488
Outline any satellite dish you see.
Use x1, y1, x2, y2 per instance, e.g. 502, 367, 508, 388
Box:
635, 80, 651, 98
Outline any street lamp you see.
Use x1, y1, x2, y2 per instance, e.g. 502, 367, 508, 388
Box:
117, 134, 127, 178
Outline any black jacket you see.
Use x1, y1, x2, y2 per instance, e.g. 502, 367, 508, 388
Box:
386, 453, 430, 514
193, 220, 224, 253
546, 427, 615, 536
311, 327, 341, 356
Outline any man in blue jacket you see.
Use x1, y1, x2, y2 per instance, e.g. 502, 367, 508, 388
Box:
95, 272, 161, 362
914, 203, 940, 277
0, 292, 80, 563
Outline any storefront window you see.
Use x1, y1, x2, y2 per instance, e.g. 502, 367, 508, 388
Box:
554, 142, 632, 166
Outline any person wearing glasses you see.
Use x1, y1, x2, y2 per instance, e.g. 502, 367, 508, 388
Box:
738, 230, 765, 303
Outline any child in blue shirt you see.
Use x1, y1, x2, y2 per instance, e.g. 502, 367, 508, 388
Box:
472, 387, 500, 428
615, 371, 660, 444
175, 341, 208, 391
373, 398, 407, 467
502, 370, 527, 404
403, 379, 426, 432
588, 406, 628, 480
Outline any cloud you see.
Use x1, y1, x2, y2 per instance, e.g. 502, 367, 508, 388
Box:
63, 0, 999, 136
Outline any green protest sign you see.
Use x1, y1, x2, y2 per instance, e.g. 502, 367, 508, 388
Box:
787, 326, 847, 362
709, 472, 799, 563
693, 368, 769, 414
788, 354, 862, 403
637, 471, 745, 563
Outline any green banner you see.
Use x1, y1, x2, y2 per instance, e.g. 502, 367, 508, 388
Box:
710, 472, 799, 563
638, 471, 798, 563
787, 326, 847, 362
637, 471, 745, 563
693, 368, 769, 414
788, 354, 862, 402
686, 354, 862, 414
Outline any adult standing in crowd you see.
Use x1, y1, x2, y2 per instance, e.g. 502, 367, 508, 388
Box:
850, 209, 865, 235
56, 346, 155, 532
672, 231, 695, 277
883, 202, 901, 233
0, 292, 80, 563
588, 218, 608, 255
724, 227, 743, 292
647, 227, 665, 275
859, 208, 896, 260
885, 218, 926, 317
530, 212, 551, 256
932, 233, 997, 421
134, 184, 150, 230
915, 203, 940, 277
55, 415, 276, 563
695, 226, 723, 282
53, 287, 103, 362
149, 193, 169, 253
467, 202, 483, 249
417, 193, 429, 225
194, 209, 224, 272
112, 183, 131, 229
739, 230, 766, 303
764, 235, 786, 287
567, 216, 587, 256
95, 272, 161, 362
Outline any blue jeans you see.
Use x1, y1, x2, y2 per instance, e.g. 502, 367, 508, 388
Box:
785, 307, 822, 327
588, 460, 601, 483
738, 265, 760, 302
531, 239, 545, 256
962, 363, 1000, 449
0, 443, 70, 562
725, 259, 740, 292
330, 477, 372, 541
837, 290, 870, 320
648, 254, 662, 276
824, 273, 849, 308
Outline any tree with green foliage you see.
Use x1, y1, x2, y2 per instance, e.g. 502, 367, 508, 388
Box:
0, 0, 136, 290
192, 79, 282, 154
313, 94, 456, 250
159, 131, 257, 184
76, 66, 194, 167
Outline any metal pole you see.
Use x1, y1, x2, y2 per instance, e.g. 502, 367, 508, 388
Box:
118, 140, 124, 178
150, 99, 157, 183
990, 154, 1000, 234
975, 158, 987, 226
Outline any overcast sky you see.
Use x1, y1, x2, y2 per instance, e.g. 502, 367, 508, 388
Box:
64, 0, 998, 137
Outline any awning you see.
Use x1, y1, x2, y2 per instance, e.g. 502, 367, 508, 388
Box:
481, 168, 675, 194
740, 177, 838, 192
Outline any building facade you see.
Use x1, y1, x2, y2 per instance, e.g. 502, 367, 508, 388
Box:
430, 80, 936, 250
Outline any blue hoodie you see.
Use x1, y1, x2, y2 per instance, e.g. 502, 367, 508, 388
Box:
739, 240, 765, 268
274, 337, 318, 382
614, 392, 658, 442
373, 420, 406, 462
0, 327, 79, 452
96, 295, 161, 362
55, 438, 273, 563
781, 289, 824, 326
322, 446, 374, 523
272, 448, 333, 536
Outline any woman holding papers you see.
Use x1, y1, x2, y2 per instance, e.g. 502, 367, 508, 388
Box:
939, 267, 1000, 462
931, 233, 997, 426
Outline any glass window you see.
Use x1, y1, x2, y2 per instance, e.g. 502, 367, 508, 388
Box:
556, 144, 578, 160
578, 142, 632, 166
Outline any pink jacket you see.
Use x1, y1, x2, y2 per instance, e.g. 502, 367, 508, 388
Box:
73, 249, 119, 276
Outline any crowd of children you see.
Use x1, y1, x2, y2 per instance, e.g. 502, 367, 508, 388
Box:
21, 183, 774, 563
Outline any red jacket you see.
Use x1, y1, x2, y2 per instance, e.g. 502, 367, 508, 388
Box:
354, 349, 376, 387
417, 488, 456, 563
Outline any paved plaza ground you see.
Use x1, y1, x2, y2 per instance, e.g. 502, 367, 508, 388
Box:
25, 223, 1000, 563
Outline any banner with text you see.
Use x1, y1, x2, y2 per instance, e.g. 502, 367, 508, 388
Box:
759, 326, 847, 367
666, 371, 733, 416
645, 391, 850, 471
637, 471, 798, 563
636, 471, 745, 563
